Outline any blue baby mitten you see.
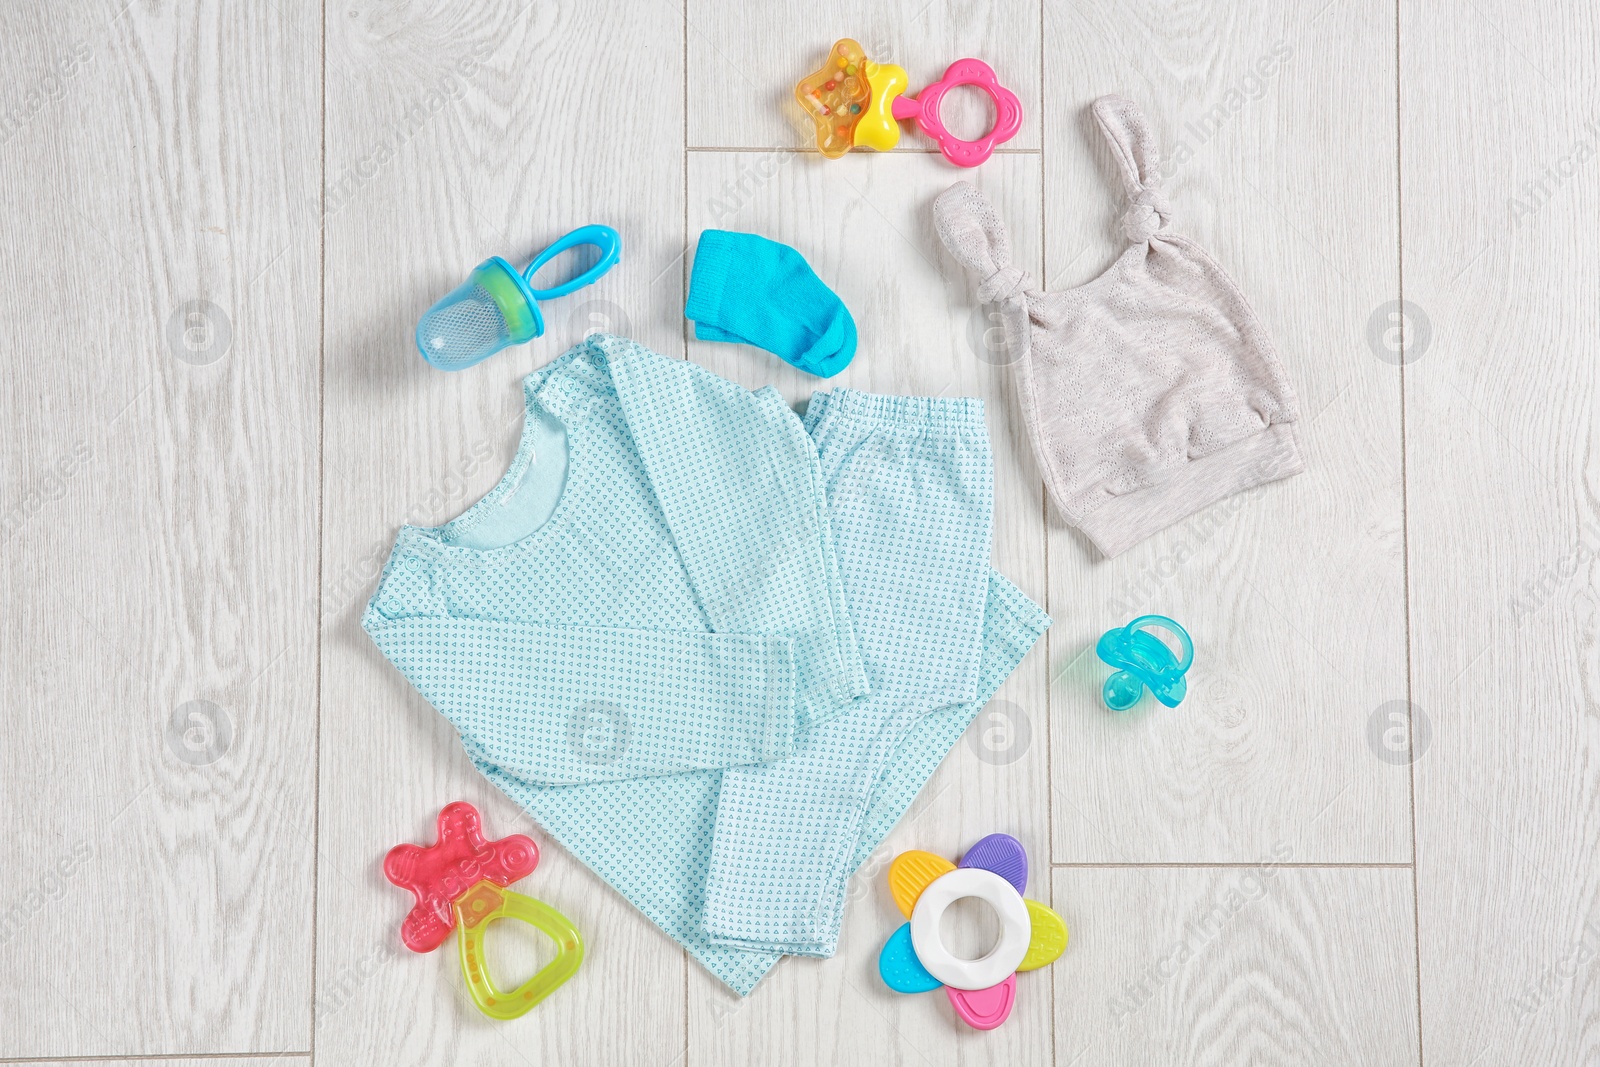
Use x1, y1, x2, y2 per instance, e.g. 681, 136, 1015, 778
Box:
685, 230, 857, 378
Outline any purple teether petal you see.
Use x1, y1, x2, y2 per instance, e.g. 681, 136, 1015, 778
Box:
958, 833, 1027, 895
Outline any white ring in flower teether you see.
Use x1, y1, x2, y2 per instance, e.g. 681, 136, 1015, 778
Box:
908, 868, 1032, 991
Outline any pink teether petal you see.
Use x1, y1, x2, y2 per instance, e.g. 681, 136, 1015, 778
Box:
946, 974, 1017, 1030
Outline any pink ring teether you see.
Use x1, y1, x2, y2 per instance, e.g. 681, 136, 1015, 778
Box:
891, 58, 1023, 167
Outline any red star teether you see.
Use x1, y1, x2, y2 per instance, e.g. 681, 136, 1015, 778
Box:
384, 801, 583, 1020
384, 801, 539, 953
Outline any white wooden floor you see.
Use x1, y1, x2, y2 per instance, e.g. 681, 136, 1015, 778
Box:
2, 1, 1597, 1064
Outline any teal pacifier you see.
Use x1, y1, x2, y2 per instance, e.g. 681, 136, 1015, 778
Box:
1095, 615, 1192, 711
416, 224, 621, 371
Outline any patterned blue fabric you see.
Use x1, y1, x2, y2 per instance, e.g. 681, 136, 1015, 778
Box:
365, 335, 867, 783
364, 334, 1049, 994
703, 390, 996, 955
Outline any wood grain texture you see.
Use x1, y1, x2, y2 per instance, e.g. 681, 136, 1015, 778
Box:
1401, 2, 1600, 1064
9, 0, 1600, 1062
313, 0, 687, 1064
0, 0, 320, 1057
1052, 866, 1419, 1065
682, 150, 1052, 1067
685, 0, 1042, 151
1044, 0, 1411, 864
35, 1061, 301, 1067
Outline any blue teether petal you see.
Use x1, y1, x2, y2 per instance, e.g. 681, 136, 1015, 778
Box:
959, 833, 1028, 895
878, 923, 941, 994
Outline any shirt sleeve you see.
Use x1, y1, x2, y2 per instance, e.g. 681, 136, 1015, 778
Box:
606, 341, 869, 725
364, 610, 799, 786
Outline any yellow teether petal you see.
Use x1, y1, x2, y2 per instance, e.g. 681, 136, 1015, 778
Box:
888, 850, 956, 918
1017, 899, 1068, 971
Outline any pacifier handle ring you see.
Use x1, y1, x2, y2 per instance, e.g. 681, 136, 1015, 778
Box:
524, 224, 622, 300
1125, 615, 1194, 672
893, 58, 1023, 168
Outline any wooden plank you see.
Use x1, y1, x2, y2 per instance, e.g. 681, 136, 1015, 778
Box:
1053, 867, 1418, 1065
37, 1061, 298, 1067
1401, 2, 1600, 1063
314, 0, 688, 1063
1043, 0, 1410, 864
685, 0, 1042, 151
682, 150, 1052, 1065
0, 0, 320, 1056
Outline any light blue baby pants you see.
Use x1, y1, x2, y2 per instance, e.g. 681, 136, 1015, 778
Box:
703, 390, 995, 955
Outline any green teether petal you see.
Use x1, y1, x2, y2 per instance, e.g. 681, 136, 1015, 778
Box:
1016, 899, 1068, 972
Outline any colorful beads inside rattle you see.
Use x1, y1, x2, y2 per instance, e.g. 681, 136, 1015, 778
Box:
796, 38, 874, 158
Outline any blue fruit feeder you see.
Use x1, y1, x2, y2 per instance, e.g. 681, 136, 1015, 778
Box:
1095, 615, 1192, 711
416, 225, 621, 371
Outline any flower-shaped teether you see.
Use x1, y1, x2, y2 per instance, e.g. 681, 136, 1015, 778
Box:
385, 801, 583, 1020
877, 834, 1066, 1030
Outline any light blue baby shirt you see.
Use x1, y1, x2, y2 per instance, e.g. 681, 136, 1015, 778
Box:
366, 334, 868, 785
365, 335, 1050, 994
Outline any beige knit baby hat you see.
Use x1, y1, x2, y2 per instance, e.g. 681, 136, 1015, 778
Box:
935, 94, 1303, 558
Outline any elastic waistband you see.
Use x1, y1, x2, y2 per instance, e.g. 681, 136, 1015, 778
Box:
805, 388, 986, 434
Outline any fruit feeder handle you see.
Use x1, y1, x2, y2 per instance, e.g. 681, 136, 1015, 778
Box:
524, 225, 621, 299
